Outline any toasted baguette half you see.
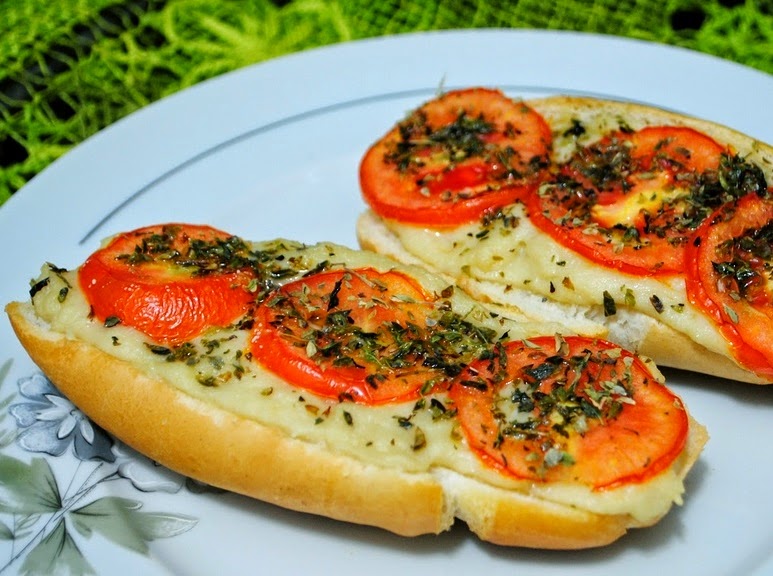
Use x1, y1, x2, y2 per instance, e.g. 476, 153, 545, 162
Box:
357, 94, 773, 384
6, 237, 707, 549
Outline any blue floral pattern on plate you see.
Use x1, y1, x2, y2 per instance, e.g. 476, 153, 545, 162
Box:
0, 360, 202, 575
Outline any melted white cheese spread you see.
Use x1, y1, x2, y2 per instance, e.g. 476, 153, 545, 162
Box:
31, 240, 689, 523
383, 204, 733, 361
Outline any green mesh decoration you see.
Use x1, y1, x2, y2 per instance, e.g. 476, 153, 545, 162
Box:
0, 0, 771, 205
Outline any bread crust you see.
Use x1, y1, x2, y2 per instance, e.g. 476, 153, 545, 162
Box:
529, 95, 773, 166
357, 94, 773, 385
6, 290, 707, 549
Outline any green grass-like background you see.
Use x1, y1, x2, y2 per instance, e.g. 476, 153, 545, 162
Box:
1, 0, 771, 205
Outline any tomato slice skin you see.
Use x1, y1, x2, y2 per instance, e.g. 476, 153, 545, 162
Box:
449, 336, 689, 489
685, 193, 773, 378
79, 224, 256, 345
251, 268, 451, 405
360, 87, 552, 226
526, 126, 726, 276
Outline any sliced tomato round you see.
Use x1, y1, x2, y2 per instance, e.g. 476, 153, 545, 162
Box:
251, 267, 457, 404
526, 126, 726, 275
360, 87, 552, 226
685, 193, 773, 379
79, 223, 256, 345
448, 336, 689, 489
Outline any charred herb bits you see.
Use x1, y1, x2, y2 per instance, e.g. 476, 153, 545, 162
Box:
449, 335, 688, 488
145, 334, 247, 387
251, 267, 502, 405
685, 192, 773, 378
525, 125, 744, 275
78, 224, 287, 345
360, 87, 552, 226
79, 224, 310, 346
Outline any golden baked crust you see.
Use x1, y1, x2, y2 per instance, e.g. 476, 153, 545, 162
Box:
529, 95, 773, 167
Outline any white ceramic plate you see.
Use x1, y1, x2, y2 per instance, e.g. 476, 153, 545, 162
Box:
1, 30, 771, 576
